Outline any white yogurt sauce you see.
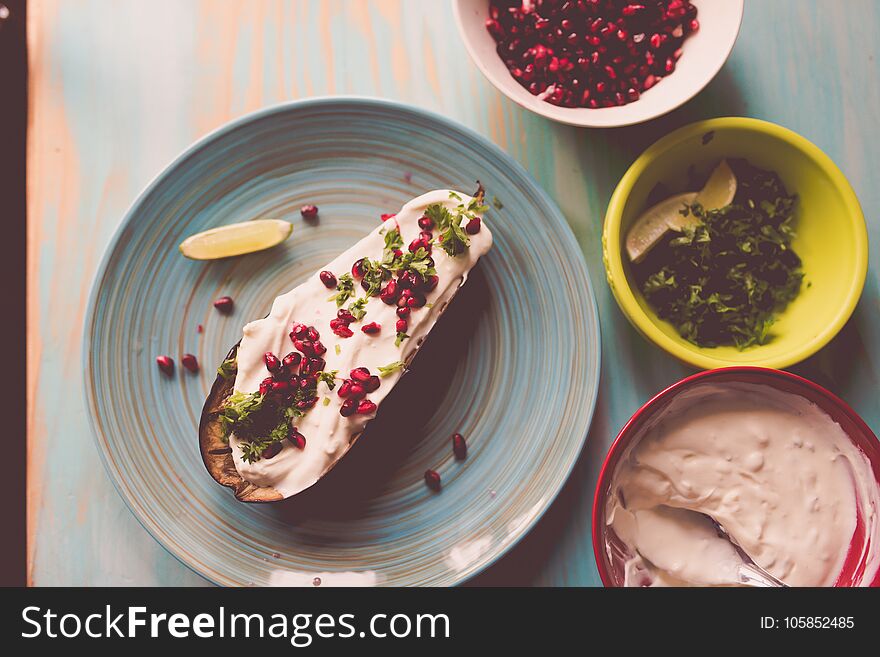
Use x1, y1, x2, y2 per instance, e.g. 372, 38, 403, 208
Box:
606, 383, 880, 587
230, 190, 493, 498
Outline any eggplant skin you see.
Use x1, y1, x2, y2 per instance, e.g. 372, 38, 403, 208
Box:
198, 343, 284, 503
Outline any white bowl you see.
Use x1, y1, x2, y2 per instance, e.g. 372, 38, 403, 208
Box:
453, 0, 744, 128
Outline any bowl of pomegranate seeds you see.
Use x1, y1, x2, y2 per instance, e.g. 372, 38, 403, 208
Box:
454, 0, 744, 127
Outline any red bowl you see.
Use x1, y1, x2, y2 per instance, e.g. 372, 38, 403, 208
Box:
592, 367, 880, 587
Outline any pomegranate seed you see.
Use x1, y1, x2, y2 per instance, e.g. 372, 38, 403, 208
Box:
340, 398, 357, 417
288, 429, 306, 450
396, 318, 408, 332
282, 352, 302, 370
271, 380, 290, 393
452, 433, 468, 460
423, 275, 439, 292
419, 230, 433, 242
302, 357, 326, 374
380, 213, 396, 222
259, 377, 273, 395
319, 270, 337, 288
291, 322, 308, 338
297, 396, 318, 410
333, 325, 354, 338
197, 324, 203, 333
689, 18, 699, 32
407, 292, 427, 308
396, 306, 411, 319
337, 308, 355, 322
300, 204, 319, 219
409, 237, 430, 253
338, 380, 353, 398
622, 4, 645, 16
424, 469, 442, 491
313, 340, 327, 355
380, 280, 399, 305
361, 322, 381, 335
650, 32, 662, 48
351, 258, 367, 279
213, 296, 234, 314
300, 375, 317, 389
306, 326, 320, 341
348, 383, 366, 400
364, 375, 381, 393
350, 367, 371, 382
264, 352, 281, 372
262, 442, 283, 459
180, 353, 199, 373
465, 217, 482, 234
418, 215, 434, 230
356, 399, 377, 415
156, 355, 174, 376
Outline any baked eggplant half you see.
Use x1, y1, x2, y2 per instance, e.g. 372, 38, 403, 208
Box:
199, 189, 493, 502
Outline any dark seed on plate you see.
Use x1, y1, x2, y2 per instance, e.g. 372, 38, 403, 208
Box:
213, 296, 234, 313
156, 355, 174, 376
424, 469, 442, 491
452, 433, 467, 460
181, 353, 199, 373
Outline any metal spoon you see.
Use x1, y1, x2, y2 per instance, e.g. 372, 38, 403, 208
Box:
705, 515, 788, 588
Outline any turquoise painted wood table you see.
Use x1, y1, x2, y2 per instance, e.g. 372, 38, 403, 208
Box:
28, 0, 880, 586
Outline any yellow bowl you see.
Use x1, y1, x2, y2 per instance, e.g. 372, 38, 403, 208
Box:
603, 117, 868, 370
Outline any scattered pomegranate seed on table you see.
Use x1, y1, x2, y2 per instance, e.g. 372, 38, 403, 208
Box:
486, 0, 699, 108
319, 270, 337, 288
213, 295, 234, 313
424, 469, 442, 492
181, 353, 200, 373
156, 355, 174, 376
300, 204, 319, 219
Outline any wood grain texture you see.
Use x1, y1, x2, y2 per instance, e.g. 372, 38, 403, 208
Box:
28, 0, 880, 586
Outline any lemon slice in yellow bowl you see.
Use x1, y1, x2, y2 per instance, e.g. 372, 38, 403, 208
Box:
625, 192, 697, 263
694, 158, 737, 211
625, 159, 737, 263
179, 220, 292, 260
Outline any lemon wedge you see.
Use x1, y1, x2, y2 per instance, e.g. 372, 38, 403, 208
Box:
179, 220, 293, 260
694, 159, 736, 211
625, 192, 697, 263
625, 159, 737, 263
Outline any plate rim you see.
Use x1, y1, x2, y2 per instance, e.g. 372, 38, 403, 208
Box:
82, 95, 602, 586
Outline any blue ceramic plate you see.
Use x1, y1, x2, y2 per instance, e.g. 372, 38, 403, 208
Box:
84, 98, 601, 586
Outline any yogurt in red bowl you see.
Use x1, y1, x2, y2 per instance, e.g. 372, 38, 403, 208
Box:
593, 367, 880, 587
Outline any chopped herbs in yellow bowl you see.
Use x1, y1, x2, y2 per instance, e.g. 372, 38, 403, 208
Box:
604, 118, 868, 370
